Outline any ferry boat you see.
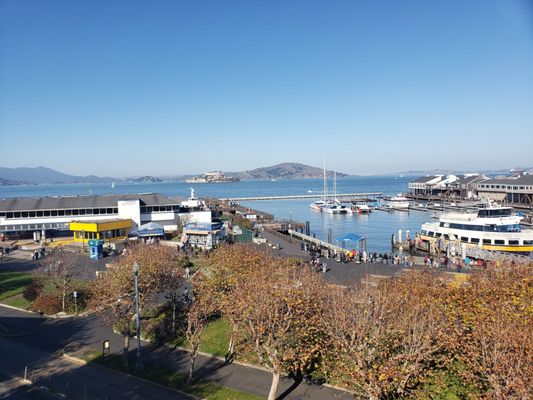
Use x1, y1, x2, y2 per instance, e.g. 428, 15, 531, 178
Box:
387, 194, 410, 209
416, 204, 533, 254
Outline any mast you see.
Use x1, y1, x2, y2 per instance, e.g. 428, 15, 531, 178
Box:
323, 158, 328, 201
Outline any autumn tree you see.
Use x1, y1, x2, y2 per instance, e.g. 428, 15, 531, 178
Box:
185, 272, 218, 384
90, 243, 182, 368
40, 247, 85, 313
443, 261, 533, 399
199, 244, 267, 358
232, 257, 327, 400
322, 271, 448, 399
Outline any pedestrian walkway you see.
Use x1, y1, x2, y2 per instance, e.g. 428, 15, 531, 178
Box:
259, 230, 415, 285
0, 305, 354, 399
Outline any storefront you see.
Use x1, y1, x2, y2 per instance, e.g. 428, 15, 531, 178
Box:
69, 219, 132, 246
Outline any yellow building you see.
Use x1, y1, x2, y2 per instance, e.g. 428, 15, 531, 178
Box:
70, 219, 132, 244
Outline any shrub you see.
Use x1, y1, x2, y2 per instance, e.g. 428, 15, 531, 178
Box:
22, 279, 43, 302
33, 294, 62, 315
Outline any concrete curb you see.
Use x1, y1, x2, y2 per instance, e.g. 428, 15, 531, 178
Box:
0, 302, 35, 314
62, 352, 204, 400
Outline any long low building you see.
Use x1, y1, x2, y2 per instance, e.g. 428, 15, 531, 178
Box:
476, 175, 533, 206
0, 192, 212, 240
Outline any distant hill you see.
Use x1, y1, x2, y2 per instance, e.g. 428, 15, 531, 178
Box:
0, 167, 115, 184
228, 163, 348, 181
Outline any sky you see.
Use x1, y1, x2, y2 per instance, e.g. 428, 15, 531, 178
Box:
1, 0, 532, 177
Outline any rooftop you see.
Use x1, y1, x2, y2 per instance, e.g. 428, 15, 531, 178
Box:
0, 193, 185, 212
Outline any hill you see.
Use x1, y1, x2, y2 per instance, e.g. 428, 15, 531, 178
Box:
229, 163, 348, 181
0, 167, 115, 184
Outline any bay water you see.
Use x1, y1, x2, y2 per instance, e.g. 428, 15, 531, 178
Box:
0, 176, 430, 253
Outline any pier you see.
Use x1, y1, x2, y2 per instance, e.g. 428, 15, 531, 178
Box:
220, 192, 382, 202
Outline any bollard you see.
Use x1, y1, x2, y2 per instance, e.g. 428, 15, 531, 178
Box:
24, 366, 28, 381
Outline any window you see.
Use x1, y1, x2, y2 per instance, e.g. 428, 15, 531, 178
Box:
444, 234, 449, 240
495, 240, 504, 245
107, 208, 113, 214
58, 210, 65, 216
29, 211, 36, 217
471, 238, 479, 244
22, 211, 29, 218
483, 239, 491, 244
94, 209, 100, 215
85, 209, 93, 215
51, 210, 58, 216
79, 209, 86, 215
6, 212, 13, 219
524, 240, 533, 245
461, 237, 469, 242
36, 211, 43, 217
72, 209, 79, 216
509, 240, 519, 245
44, 210, 50, 217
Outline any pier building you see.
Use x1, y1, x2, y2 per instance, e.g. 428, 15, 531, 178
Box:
0, 193, 212, 240
476, 175, 533, 206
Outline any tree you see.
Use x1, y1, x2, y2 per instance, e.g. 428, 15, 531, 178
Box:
199, 244, 267, 359
40, 248, 84, 313
185, 272, 218, 384
232, 258, 327, 400
322, 271, 448, 399
90, 243, 182, 368
443, 261, 533, 399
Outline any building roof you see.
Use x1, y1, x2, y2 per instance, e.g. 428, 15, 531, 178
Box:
480, 175, 533, 185
0, 193, 185, 212
409, 175, 441, 184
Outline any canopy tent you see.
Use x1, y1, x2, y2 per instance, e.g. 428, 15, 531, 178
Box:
336, 233, 366, 250
132, 222, 165, 237
336, 233, 365, 243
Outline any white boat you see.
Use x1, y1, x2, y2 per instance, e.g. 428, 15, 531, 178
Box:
111, 182, 115, 189
323, 202, 353, 214
417, 203, 533, 254
310, 159, 329, 212
353, 202, 371, 213
322, 171, 353, 214
387, 194, 410, 209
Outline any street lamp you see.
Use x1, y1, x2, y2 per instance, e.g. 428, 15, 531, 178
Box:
132, 261, 144, 374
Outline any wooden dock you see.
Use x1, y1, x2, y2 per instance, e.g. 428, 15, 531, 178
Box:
220, 192, 382, 202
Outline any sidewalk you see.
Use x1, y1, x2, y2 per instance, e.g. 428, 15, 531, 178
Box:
0, 335, 196, 400
0, 305, 354, 399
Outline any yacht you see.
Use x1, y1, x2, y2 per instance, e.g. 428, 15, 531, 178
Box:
353, 202, 371, 213
417, 204, 533, 254
323, 202, 353, 214
321, 171, 353, 214
387, 194, 410, 209
309, 159, 329, 212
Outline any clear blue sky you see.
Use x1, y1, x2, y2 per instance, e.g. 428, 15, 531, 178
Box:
1, 0, 532, 176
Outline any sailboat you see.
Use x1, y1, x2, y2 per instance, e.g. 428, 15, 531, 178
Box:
322, 171, 352, 214
309, 159, 329, 211
111, 182, 115, 189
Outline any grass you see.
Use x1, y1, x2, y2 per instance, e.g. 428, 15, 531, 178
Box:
1, 293, 31, 309
79, 350, 262, 400
199, 318, 232, 357
0, 270, 33, 300
169, 317, 232, 358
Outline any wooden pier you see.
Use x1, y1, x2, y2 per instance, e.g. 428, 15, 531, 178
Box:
220, 192, 382, 202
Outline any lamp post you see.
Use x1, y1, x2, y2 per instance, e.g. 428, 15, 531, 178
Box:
132, 262, 144, 374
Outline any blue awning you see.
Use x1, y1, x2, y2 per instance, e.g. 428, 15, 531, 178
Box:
336, 233, 365, 242
134, 222, 165, 237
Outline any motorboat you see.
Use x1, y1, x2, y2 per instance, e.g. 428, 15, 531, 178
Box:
387, 194, 410, 209
353, 202, 371, 213
417, 203, 533, 254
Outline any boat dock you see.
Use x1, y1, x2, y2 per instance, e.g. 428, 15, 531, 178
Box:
288, 229, 364, 254
221, 192, 382, 202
